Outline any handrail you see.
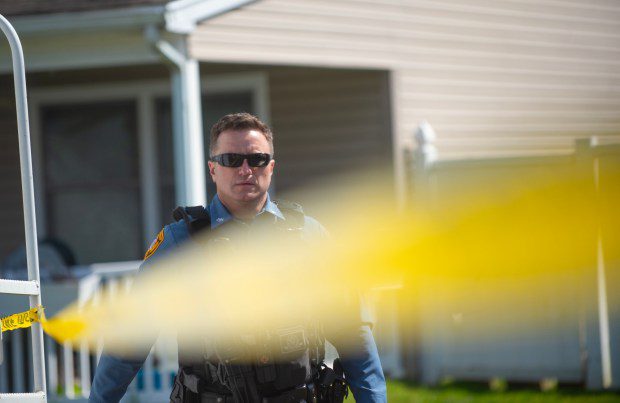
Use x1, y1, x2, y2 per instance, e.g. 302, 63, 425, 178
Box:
0, 13, 47, 399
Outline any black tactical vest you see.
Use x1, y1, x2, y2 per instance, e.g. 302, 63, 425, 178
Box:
169, 202, 327, 403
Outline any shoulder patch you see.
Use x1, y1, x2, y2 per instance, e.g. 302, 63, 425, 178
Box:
144, 229, 165, 261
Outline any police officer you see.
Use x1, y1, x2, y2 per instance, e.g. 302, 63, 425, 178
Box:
89, 113, 386, 403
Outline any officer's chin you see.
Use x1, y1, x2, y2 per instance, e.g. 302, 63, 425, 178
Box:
236, 190, 264, 202
239, 187, 259, 194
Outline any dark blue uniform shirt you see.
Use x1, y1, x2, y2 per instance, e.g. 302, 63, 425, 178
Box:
90, 194, 386, 403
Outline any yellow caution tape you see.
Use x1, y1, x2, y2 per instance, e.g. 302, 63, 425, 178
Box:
1, 306, 45, 333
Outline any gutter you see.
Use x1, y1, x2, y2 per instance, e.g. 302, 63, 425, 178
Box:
10, 6, 166, 36
9, 0, 257, 36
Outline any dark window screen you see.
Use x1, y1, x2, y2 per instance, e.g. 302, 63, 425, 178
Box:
42, 101, 142, 264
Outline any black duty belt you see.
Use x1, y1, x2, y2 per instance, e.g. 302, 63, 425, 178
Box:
261, 385, 315, 403
199, 391, 236, 403
198, 385, 315, 403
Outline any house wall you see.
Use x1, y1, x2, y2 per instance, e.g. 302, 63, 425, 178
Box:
267, 67, 392, 193
189, 0, 620, 168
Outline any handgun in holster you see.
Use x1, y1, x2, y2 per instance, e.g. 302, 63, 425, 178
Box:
316, 359, 349, 403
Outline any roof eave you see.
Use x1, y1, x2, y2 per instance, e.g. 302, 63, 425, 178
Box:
10, 6, 167, 36
9, 0, 257, 36
164, 0, 256, 33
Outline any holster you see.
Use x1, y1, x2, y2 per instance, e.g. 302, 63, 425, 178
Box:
170, 368, 207, 403
316, 359, 349, 403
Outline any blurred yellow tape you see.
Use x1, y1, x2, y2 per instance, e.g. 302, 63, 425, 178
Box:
1, 306, 45, 332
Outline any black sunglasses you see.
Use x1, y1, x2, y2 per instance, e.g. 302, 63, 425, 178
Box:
210, 153, 272, 168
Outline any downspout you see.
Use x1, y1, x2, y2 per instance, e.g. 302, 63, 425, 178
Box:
145, 24, 206, 207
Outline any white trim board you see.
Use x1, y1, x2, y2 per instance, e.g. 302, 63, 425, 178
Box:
28, 71, 270, 246
10, 0, 255, 35
11, 7, 165, 35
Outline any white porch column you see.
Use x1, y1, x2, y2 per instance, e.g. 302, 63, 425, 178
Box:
172, 55, 206, 206
146, 26, 207, 206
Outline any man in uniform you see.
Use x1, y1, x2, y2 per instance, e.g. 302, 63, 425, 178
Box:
89, 113, 386, 403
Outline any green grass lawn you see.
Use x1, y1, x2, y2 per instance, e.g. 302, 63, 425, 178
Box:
382, 380, 620, 403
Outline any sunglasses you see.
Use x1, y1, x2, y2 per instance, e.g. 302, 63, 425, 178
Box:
210, 153, 272, 168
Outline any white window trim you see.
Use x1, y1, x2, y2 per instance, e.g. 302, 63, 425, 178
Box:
29, 71, 270, 249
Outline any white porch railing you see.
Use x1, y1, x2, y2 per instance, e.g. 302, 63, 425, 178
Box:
1, 262, 405, 401
0, 261, 177, 402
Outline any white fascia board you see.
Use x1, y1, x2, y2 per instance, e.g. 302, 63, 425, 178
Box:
10, 6, 166, 36
8, 1, 256, 37
164, 0, 257, 34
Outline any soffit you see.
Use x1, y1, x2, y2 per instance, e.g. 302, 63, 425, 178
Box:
0, 0, 171, 17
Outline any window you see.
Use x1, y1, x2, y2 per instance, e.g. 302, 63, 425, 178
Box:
41, 102, 142, 264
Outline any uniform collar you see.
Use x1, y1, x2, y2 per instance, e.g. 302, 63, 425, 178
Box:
209, 193, 285, 229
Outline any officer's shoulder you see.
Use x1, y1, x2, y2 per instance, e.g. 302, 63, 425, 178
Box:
274, 199, 327, 237
301, 215, 329, 238
142, 221, 189, 263
165, 220, 192, 245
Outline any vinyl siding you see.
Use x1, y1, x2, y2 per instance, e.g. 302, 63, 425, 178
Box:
190, 0, 620, 161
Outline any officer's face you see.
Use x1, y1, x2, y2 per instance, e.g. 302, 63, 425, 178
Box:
208, 129, 275, 207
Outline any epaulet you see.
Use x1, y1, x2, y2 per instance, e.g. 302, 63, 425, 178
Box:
172, 205, 211, 237
273, 199, 305, 230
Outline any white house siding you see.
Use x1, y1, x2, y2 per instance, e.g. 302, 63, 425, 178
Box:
189, 0, 620, 167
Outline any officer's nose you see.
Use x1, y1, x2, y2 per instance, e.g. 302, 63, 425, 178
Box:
238, 158, 253, 175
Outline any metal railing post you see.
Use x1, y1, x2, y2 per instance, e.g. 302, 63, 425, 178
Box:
0, 13, 47, 401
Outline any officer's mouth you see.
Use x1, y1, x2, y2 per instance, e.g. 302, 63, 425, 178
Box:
235, 182, 256, 187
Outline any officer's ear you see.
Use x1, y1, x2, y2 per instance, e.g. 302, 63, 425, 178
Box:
208, 160, 217, 181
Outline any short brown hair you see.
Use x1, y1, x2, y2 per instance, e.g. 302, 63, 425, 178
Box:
209, 113, 274, 156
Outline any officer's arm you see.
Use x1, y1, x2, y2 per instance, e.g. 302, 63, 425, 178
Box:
89, 354, 145, 403
334, 324, 387, 403
306, 218, 387, 401
326, 289, 387, 403
90, 224, 183, 403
